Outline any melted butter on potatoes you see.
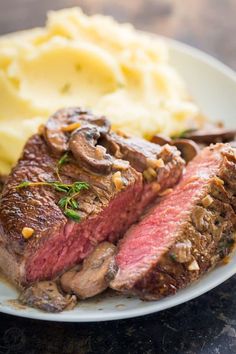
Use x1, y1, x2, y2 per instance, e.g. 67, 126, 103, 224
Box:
0, 7, 202, 174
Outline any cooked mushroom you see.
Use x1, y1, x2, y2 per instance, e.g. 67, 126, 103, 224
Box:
69, 125, 113, 174
151, 135, 171, 146
44, 107, 111, 154
60, 242, 117, 299
44, 107, 85, 154
173, 139, 200, 163
99, 134, 123, 159
151, 134, 199, 163
104, 133, 166, 172
18, 281, 77, 313
183, 128, 236, 144
85, 115, 111, 135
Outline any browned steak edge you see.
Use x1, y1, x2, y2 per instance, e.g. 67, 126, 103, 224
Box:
116, 148, 236, 300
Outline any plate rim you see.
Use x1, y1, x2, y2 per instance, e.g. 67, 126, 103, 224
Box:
1, 262, 236, 322
0, 35, 236, 322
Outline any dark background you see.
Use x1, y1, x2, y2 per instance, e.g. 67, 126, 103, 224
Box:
0, 1, 236, 353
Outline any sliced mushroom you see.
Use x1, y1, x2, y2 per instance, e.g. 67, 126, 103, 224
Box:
103, 133, 166, 172
18, 281, 77, 313
151, 135, 171, 146
44, 107, 111, 154
85, 115, 111, 135
184, 128, 236, 144
44, 107, 86, 154
69, 125, 113, 174
151, 134, 199, 163
99, 134, 123, 159
60, 242, 117, 299
173, 139, 200, 163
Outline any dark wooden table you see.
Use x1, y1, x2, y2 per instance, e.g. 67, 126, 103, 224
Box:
0, 1, 236, 353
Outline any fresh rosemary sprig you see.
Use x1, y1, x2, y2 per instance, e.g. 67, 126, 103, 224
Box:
16, 180, 89, 222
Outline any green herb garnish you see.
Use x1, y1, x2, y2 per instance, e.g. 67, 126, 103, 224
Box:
57, 181, 89, 222
16, 180, 89, 222
64, 209, 81, 222
56, 152, 70, 181
16, 181, 31, 189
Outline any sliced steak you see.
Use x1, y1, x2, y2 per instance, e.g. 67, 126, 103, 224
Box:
0, 108, 184, 287
111, 144, 236, 300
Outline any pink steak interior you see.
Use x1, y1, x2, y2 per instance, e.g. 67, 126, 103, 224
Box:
114, 146, 225, 286
25, 177, 161, 283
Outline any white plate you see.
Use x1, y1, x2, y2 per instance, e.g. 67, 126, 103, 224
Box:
1, 38, 236, 322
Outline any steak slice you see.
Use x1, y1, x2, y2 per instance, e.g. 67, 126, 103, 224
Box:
0, 108, 184, 287
111, 144, 236, 300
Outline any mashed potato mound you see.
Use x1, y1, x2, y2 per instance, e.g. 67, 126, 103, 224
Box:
0, 7, 203, 174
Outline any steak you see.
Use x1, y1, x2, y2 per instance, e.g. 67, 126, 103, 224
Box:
0, 175, 6, 194
0, 108, 184, 287
111, 144, 236, 299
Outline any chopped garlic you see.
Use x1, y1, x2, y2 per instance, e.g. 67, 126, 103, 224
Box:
112, 171, 123, 190
156, 158, 165, 168
147, 167, 157, 178
22, 227, 34, 239
188, 259, 200, 271
61, 122, 81, 132
143, 167, 157, 182
214, 177, 224, 186
147, 158, 164, 169
112, 159, 130, 170
202, 195, 214, 208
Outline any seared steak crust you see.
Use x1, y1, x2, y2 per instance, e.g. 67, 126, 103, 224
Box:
0, 108, 184, 287
0, 135, 141, 285
0, 134, 139, 254
111, 144, 236, 299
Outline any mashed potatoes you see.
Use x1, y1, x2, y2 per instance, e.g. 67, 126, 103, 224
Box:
0, 7, 203, 174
